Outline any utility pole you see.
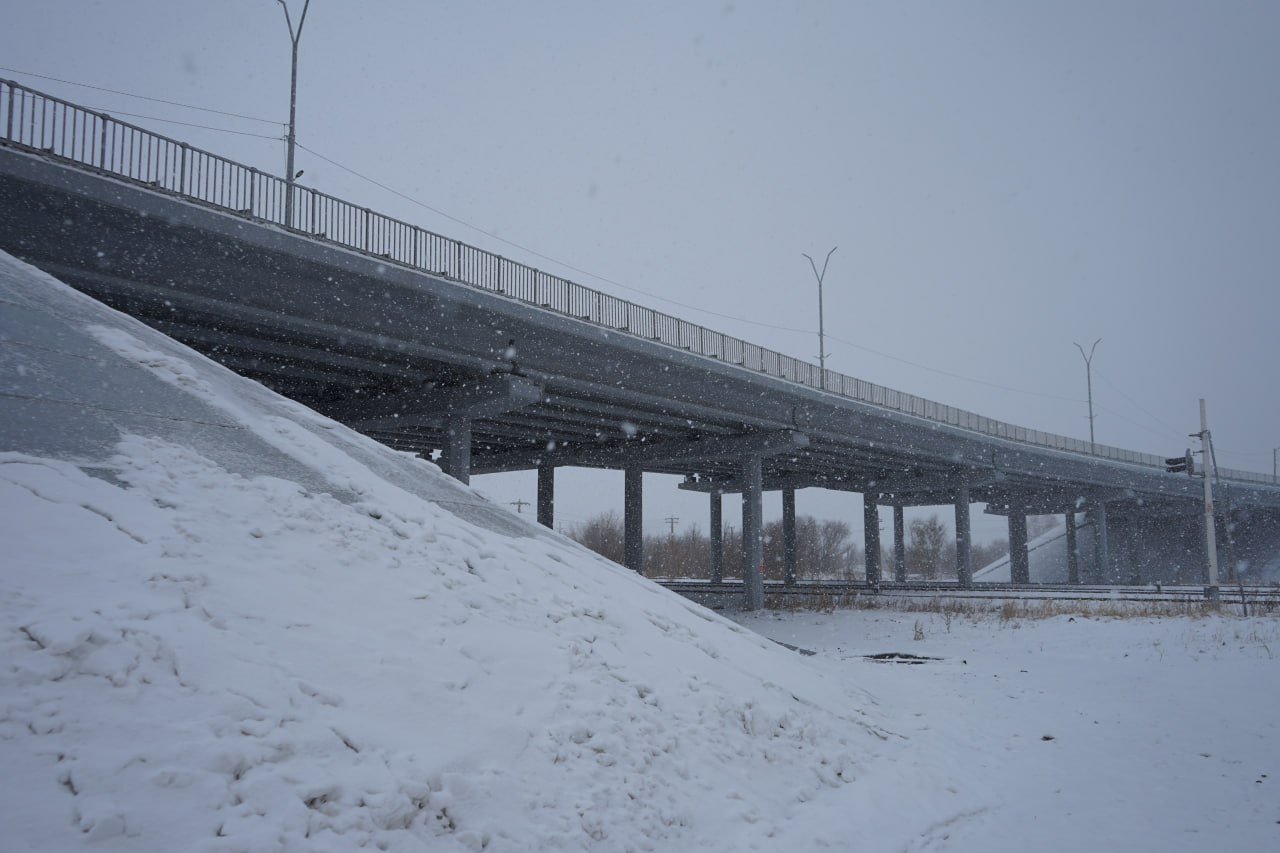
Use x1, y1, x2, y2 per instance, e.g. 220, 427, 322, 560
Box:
1199, 398, 1219, 600
1274, 446, 1278, 484
1074, 338, 1101, 452
664, 516, 680, 536
277, 0, 311, 229
509, 499, 529, 514
803, 246, 837, 385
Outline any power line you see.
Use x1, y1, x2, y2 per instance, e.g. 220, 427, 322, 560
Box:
821, 333, 1086, 403
76, 106, 284, 140
1092, 402, 1183, 442
0, 71, 1188, 419
1092, 366, 1185, 440
294, 140, 1088, 407
295, 142, 806, 330
1, 66, 283, 125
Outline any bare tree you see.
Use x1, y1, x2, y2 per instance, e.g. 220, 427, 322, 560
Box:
907, 514, 948, 579
568, 512, 859, 581
569, 511, 625, 565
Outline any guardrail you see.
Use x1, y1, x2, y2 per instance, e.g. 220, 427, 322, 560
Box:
2, 78, 1274, 488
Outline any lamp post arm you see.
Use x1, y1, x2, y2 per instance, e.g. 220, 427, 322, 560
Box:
803, 246, 837, 377
1073, 338, 1101, 452
276, 0, 311, 230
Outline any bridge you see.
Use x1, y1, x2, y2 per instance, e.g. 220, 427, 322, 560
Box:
2, 78, 1278, 609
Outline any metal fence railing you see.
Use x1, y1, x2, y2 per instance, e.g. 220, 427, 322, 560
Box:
2, 78, 1275, 488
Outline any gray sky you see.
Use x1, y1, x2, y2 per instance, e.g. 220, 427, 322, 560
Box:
3, 1, 1277, 545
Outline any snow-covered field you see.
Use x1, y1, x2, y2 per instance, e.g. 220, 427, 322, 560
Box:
3, 249, 1279, 852
738, 607, 1280, 851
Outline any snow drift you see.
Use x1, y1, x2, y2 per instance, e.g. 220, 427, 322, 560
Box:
0, 251, 976, 851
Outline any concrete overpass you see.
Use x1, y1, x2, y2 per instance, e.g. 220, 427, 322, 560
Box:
3, 78, 1278, 608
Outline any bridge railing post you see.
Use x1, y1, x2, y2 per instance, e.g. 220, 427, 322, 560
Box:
5, 81, 14, 143
98, 116, 108, 172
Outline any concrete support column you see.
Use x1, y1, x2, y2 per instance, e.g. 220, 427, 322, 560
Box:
1093, 502, 1110, 583
441, 417, 472, 485
893, 505, 907, 583
536, 463, 554, 529
742, 454, 765, 611
863, 495, 881, 587
1009, 511, 1030, 583
709, 490, 723, 584
1065, 512, 1080, 584
955, 486, 973, 588
1126, 516, 1142, 584
624, 464, 643, 574
782, 488, 798, 586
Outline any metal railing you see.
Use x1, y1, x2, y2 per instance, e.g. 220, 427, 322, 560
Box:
2, 78, 1273, 488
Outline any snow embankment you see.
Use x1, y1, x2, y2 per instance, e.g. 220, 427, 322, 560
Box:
0, 251, 975, 851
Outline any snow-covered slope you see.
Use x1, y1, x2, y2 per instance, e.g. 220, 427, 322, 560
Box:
0, 251, 978, 851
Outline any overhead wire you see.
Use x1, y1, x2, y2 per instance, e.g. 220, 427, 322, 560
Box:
77, 107, 284, 140
820, 333, 1085, 403
0, 68, 1095, 410
1092, 366, 1186, 440
3, 72, 1262, 461
296, 140, 1087, 406
0, 66, 283, 125
294, 142, 812, 331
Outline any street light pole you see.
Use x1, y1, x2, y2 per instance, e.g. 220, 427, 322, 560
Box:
1200, 398, 1220, 600
1274, 446, 1278, 484
1073, 338, 1101, 453
277, 0, 311, 230
802, 246, 837, 382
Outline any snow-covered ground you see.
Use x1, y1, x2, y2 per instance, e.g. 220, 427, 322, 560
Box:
739, 607, 1280, 851
3, 249, 1278, 851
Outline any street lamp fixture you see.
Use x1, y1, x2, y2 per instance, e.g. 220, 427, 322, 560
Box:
1074, 338, 1101, 453
802, 246, 837, 382
276, 0, 311, 229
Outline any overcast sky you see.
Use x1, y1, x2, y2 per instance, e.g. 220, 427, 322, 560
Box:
3, 1, 1277, 545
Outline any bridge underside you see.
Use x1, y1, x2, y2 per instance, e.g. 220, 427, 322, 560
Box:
3, 146, 1278, 608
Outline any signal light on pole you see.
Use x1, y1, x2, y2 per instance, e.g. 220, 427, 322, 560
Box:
1166, 450, 1195, 475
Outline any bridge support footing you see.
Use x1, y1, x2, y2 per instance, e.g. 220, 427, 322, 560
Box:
709, 490, 723, 583
742, 454, 764, 611
1009, 511, 1029, 583
1065, 511, 1080, 584
537, 463, 554, 529
441, 417, 472, 485
893, 505, 907, 582
783, 488, 797, 586
1093, 502, 1110, 583
864, 495, 881, 587
1126, 516, 1142, 584
624, 464, 643, 573
955, 486, 972, 588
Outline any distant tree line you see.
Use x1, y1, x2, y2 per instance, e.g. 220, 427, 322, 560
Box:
566, 511, 1033, 581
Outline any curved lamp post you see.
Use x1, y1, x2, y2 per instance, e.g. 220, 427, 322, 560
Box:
277, 0, 311, 229
1074, 338, 1101, 453
803, 246, 837, 384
